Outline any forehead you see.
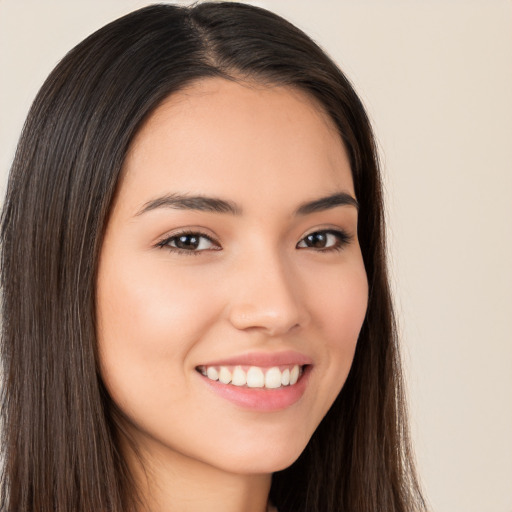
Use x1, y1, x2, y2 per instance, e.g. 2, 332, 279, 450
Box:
120, 78, 354, 213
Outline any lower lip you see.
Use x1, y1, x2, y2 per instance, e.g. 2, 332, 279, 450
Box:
199, 366, 312, 412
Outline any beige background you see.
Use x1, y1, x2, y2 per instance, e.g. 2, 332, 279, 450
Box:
1, 1, 511, 511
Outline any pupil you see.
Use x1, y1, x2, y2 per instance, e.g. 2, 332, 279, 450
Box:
306, 233, 327, 248
176, 235, 199, 250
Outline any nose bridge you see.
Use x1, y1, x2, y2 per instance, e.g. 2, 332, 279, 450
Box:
227, 242, 307, 336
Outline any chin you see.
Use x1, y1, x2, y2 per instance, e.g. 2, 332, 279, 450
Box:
210, 435, 310, 475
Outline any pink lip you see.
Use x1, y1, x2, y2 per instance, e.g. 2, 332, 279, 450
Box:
198, 350, 313, 368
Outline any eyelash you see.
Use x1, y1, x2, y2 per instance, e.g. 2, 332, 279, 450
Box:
156, 229, 352, 255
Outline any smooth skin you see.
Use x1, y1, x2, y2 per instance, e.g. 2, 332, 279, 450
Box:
96, 78, 368, 512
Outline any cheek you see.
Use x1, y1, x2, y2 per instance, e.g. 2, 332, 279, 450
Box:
95, 255, 219, 407
306, 255, 368, 403
309, 252, 368, 340
326, 270, 368, 348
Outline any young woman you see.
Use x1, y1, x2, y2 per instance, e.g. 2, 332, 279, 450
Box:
0, 3, 426, 511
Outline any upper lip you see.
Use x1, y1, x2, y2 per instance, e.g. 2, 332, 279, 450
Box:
198, 350, 313, 368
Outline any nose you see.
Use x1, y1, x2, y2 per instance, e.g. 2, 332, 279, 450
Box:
227, 250, 309, 337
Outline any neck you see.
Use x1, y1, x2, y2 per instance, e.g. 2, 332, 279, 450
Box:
125, 435, 272, 512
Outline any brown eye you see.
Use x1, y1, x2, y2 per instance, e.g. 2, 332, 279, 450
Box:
303, 232, 329, 248
174, 234, 202, 250
296, 230, 350, 251
158, 232, 218, 252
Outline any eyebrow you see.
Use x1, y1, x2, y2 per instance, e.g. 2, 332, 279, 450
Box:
135, 191, 358, 217
136, 193, 241, 216
295, 192, 359, 215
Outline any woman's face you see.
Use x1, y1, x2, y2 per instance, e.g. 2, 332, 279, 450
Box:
96, 78, 368, 475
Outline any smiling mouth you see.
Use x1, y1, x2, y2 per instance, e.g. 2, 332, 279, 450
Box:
196, 364, 306, 389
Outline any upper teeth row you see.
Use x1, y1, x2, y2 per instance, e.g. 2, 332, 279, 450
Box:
200, 365, 302, 389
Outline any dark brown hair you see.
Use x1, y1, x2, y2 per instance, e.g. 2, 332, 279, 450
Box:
1, 3, 426, 511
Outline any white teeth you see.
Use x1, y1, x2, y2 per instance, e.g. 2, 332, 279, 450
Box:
281, 368, 290, 386
201, 364, 304, 389
265, 367, 282, 389
289, 365, 300, 385
206, 367, 219, 381
246, 366, 265, 388
218, 367, 232, 384
231, 366, 247, 386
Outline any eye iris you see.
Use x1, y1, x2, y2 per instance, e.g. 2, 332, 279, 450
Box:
306, 232, 328, 248
175, 235, 200, 250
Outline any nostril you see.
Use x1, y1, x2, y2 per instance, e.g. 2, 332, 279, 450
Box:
228, 303, 306, 336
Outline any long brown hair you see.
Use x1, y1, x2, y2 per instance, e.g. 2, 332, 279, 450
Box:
1, 3, 426, 511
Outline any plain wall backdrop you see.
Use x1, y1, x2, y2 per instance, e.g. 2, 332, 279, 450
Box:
1, 1, 511, 511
